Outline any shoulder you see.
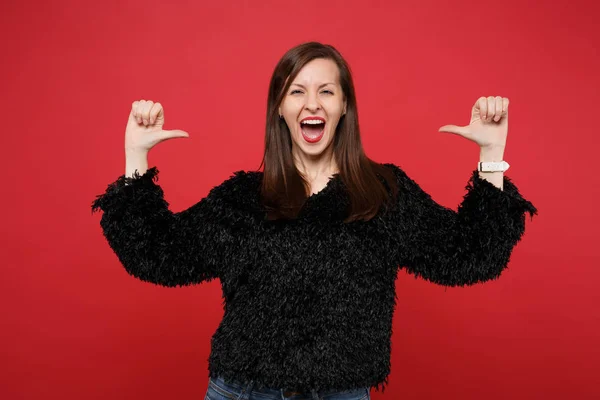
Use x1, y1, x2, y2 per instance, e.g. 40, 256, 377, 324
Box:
210, 169, 262, 194
207, 169, 263, 214
380, 162, 424, 189
377, 162, 430, 201
377, 162, 409, 193
379, 162, 406, 180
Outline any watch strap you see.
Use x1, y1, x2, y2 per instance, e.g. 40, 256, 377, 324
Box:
478, 160, 510, 172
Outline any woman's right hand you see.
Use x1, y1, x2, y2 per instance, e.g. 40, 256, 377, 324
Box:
125, 99, 189, 153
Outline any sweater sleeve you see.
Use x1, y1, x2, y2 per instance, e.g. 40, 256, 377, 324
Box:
384, 163, 538, 287
91, 166, 232, 287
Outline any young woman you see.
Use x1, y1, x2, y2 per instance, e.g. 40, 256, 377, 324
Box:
92, 42, 537, 400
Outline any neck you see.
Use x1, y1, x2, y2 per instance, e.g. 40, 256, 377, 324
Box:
292, 148, 339, 181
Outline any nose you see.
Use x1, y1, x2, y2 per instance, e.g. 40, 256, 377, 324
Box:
304, 90, 321, 113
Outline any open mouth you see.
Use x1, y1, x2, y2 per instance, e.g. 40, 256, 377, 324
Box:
300, 120, 326, 143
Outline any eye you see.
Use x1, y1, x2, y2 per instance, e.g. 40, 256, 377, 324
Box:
289, 89, 334, 95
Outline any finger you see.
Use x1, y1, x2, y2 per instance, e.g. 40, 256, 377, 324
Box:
493, 96, 503, 122
487, 96, 496, 122
141, 100, 154, 126
502, 97, 509, 117
438, 124, 468, 136
149, 102, 162, 125
135, 99, 146, 124
477, 97, 488, 121
132, 100, 142, 124
154, 129, 190, 142
169, 129, 189, 138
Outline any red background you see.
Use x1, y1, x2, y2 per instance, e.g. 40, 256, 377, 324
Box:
1, 0, 598, 399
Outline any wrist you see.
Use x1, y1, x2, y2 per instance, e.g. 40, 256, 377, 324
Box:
125, 148, 148, 157
125, 149, 149, 178
479, 146, 505, 162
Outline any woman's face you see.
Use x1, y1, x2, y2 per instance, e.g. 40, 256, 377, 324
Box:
279, 58, 347, 159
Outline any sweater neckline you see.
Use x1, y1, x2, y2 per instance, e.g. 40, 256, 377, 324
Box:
298, 172, 349, 221
305, 172, 341, 200
235, 170, 348, 222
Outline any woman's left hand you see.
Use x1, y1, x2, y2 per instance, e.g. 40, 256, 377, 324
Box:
438, 96, 509, 150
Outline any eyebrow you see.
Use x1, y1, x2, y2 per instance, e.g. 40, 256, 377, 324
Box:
290, 83, 336, 88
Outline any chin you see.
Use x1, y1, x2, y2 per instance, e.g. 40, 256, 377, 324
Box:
295, 132, 332, 152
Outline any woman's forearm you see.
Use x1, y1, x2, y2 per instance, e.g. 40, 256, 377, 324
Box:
478, 146, 505, 190
125, 149, 149, 178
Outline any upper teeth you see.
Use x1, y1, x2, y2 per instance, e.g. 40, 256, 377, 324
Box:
302, 120, 324, 124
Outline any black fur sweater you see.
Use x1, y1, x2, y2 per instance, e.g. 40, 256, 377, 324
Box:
91, 163, 537, 394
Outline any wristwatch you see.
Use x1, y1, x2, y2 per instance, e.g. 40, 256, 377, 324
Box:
478, 160, 510, 172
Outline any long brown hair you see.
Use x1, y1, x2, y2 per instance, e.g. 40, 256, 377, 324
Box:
258, 41, 398, 223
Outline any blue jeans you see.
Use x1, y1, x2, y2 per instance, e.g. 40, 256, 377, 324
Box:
205, 375, 371, 400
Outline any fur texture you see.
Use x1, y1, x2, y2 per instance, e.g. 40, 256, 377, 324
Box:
91, 163, 538, 394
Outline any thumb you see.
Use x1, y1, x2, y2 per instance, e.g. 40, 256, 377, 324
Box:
154, 129, 190, 141
438, 124, 469, 136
